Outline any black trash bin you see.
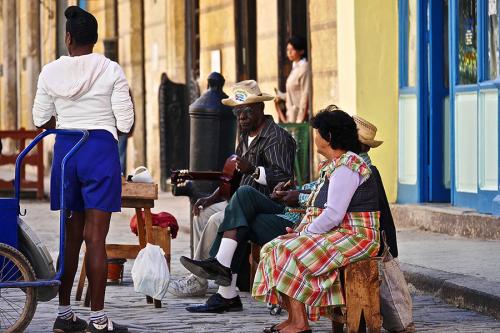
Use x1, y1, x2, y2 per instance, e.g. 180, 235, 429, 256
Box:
188, 72, 237, 196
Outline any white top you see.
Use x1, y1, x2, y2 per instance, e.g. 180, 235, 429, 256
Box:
247, 135, 267, 185
306, 165, 363, 234
285, 58, 310, 123
32, 53, 134, 140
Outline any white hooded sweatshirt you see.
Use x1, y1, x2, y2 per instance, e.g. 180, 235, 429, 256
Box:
32, 53, 134, 140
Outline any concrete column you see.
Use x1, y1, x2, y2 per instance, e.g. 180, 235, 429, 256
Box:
25, 0, 41, 128
118, 0, 146, 169
2, 0, 18, 131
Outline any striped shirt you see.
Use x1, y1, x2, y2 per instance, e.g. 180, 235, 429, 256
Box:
236, 116, 296, 195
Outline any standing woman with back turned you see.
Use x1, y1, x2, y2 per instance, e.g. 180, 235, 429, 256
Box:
32, 6, 133, 333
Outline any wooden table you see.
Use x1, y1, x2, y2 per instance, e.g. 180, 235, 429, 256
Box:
76, 181, 171, 308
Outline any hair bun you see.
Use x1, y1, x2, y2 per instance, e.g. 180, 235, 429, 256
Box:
64, 6, 83, 19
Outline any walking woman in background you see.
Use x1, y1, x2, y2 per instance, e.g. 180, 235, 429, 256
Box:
32, 6, 134, 333
275, 35, 311, 123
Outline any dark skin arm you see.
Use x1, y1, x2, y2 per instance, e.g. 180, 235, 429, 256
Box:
235, 156, 256, 174
37, 116, 56, 130
270, 180, 311, 206
192, 188, 224, 216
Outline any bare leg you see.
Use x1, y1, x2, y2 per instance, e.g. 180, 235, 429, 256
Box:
274, 293, 293, 331
83, 209, 111, 311
279, 295, 310, 333
59, 211, 85, 306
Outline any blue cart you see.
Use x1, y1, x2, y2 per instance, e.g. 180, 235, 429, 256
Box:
0, 129, 88, 332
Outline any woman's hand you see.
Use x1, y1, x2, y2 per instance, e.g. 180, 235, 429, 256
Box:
280, 226, 299, 239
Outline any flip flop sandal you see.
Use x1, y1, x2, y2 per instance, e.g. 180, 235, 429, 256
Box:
263, 324, 279, 333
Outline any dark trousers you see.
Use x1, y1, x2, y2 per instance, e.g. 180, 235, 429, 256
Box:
209, 185, 295, 273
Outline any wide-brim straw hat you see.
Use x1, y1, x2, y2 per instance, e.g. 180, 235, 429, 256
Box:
222, 80, 274, 106
352, 115, 384, 148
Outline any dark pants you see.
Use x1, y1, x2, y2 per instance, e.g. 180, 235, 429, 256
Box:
209, 185, 295, 273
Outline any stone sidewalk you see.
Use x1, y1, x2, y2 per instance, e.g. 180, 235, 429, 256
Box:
12, 193, 500, 332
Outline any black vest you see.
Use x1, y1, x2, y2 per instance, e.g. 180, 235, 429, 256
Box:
311, 171, 379, 213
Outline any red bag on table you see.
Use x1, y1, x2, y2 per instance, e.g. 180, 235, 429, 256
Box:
130, 211, 179, 239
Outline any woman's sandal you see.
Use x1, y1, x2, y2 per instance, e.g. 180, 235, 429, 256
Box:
263, 324, 279, 333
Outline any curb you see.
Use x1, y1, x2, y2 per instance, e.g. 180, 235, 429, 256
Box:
391, 204, 500, 240
400, 262, 500, 320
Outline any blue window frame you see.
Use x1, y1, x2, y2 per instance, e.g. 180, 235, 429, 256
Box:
398, 0, 451, 204
449, 0, 500, 215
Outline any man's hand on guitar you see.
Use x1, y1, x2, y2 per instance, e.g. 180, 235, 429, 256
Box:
193, 197, 214, 216
235, 156, 256, 175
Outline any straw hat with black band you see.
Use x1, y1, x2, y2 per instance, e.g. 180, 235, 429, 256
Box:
352, 115, 384, 148
222, 80, 274, 106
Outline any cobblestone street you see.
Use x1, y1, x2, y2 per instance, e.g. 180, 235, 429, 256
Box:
15, 195, 500, 332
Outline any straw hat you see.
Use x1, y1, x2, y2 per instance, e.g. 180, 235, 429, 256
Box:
222, 80, 274, 106
352, 115, 384, 148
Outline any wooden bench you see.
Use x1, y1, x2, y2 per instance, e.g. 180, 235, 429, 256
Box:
250, 244, 382, 332
75, 181, 172, 308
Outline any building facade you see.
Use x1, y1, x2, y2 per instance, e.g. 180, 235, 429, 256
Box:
398, 0, 500, 215
2, 0, 402, 206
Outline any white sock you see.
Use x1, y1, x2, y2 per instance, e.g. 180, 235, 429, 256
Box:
90, 310, 107, 325
57, 305, 73, 320
217, 274, 238, 299
215, 238, 238, 268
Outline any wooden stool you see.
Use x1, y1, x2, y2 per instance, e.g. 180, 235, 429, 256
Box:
332, 258, 382, 333
76, 226, 171, 308
249, 243, 261, 286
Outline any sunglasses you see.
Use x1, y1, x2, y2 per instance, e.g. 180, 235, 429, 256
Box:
232, 106, 256, 117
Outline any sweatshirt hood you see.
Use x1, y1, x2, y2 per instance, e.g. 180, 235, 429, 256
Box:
39, 53, 111, 100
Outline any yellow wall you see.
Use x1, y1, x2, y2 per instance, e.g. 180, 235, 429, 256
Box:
117, 0, 146, 170
87, 0, 107, 53
309, 0, 338, 114
199, 0, 236, 90
336, 0, 399, 201
309, 0, 338, 173
40, 0, 57, 170
17, 0, 30, 128
354, 0, 398, 201
255, 0, 278, 120
142, 0, 186, 181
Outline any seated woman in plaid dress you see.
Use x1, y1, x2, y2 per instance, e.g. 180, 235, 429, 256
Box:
252, 106, 380, 333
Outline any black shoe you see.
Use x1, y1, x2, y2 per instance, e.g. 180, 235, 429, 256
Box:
86, 319, 128, 333
185, 293, 243, 313
53, 314, 88, 333
180, 256, 232, 286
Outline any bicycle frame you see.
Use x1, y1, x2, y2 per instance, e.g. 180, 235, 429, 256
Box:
0, 129, 88, 289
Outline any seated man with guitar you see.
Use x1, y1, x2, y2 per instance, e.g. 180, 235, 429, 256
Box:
168, 80, 296, 298
180, 178, 316, 313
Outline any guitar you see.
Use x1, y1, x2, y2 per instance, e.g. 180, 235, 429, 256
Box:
170, 154, 242, 200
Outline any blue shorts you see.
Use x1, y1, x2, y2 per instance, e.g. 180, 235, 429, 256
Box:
50, 130, 122, 212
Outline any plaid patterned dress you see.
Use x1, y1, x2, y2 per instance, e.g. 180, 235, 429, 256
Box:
252, 152, 380, 321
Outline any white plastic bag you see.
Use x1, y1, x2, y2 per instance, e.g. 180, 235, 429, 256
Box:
131, 243, 170, 300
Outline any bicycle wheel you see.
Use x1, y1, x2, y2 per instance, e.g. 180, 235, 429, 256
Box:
0, 243, 37, 333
